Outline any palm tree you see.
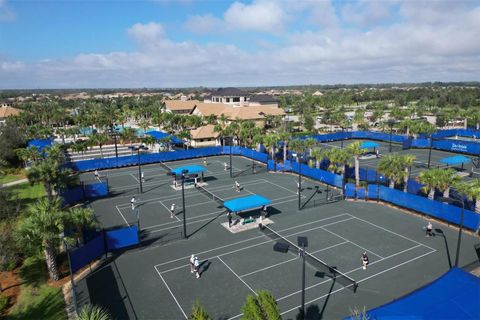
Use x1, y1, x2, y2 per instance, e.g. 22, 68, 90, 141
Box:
289, 139, 307, 164
377, 155, 406, 189
90, 133, 108, 158
77, 304, 112, 320
66, 206, 98, 245
213, 114, 229, 146
142, 135, 157, 150
326, 148, 350, 178
456, 179, 480, 212
311, 147, 325, 169
177, 131, 192, 149
419, 168, 443, 200
263, 133, 280, 162
278, 131, 291, 163
437, 169, 461, 199
16, 197, 66, 281
27, 155, 73, 202
252, 134, 263, 152
347, 141, 365, 187
120, 127, 137, 145
401, 154, 416, 192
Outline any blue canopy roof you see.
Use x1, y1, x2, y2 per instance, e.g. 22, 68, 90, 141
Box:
27, 139, 53, 152
224, 195, 272, 212
145, 130, 183, 144
361, 141, 379, 149
171, 164, 206, 175
440, 155, 471, 166
345, 268, 480, 320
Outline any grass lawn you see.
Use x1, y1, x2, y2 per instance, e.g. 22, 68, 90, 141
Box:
0, 172, 26, 185
7, 183, 45, 203
7, 256, 67, 320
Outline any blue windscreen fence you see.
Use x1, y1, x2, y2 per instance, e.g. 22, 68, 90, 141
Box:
223, 146, 269, 163
69, 233, 105, 273
345, 183, 355, 198
433, 128, 480, 139
106, 225, 139, 251
375, 185, 480, 231
59, 181, 108, 206
68, 225, 140, 274
288, 160, 343, 188
432, 139, 480, 155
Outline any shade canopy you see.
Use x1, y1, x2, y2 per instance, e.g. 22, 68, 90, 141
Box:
360, 141, 379, 149
224, 194, 272, 212
440, 155, 471, 165
171, 164, 206, 176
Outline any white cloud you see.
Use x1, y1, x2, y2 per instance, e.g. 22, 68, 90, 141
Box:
184, 14, 222, 34
341, 0, 393, 27
1, 1, 480, 88
127, 22, 165, 43
224, 0, 286, 33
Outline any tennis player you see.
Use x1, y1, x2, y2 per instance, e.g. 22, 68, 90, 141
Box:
362, 252, 369, 270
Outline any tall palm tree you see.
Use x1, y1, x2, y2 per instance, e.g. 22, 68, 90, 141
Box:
346, 141, 365, 187
377, 154, 406, 189
142, 135, 157, 150
213, 114, 229, 146
27, 155, 73, 202
456, 179, 480, 212
326, 148, 350, 178
66, 206, 98, 245
311, 147, 325, 169
120, 127, 137, 145
16, 197, 66, 281
437, 169, 461, 199
177, 131, 192, 149
289, 139, 307, 164
278, 131, 291, 163
263, 133, 280, 162
90, 133, 108, 158
402, 154, 416, 192
419, 168, 443, 200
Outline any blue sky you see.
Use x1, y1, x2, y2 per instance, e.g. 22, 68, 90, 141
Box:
0, 0, 479, 89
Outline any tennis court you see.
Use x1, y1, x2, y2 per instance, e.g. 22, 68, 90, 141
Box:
74, 154, 480, 319
317, 139, 478, 180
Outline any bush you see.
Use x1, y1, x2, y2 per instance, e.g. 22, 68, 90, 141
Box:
0, 225, 22, 271
0, 188, 21, 219
77, 304, 111, 320
0, 294, 9, 315
190, 300, 212, 320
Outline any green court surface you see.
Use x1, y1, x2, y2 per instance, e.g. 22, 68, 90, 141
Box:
75, 155, 479, 320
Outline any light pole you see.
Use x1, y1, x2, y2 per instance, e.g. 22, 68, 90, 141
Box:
439, 196, 465, 267
129, 145, 148, 193
427, 134, 434, 169
181, 169, 189, 239
387, 120, 395, 153
271, 233, 308, 320
109, 126, 119, 158
295, 153, 302, 210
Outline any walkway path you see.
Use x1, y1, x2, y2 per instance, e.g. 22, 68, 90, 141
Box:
0, 178, 28, 189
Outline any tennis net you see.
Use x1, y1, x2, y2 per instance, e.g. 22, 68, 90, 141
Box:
159, 161, 172, 172
260, 224, 357, 290
196, 185, 224, 205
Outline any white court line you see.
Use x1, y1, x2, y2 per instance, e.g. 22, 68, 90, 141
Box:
265, 179, 300, 196
115, 205, 130, 226
278, 249, 436, 318
217, 256, 257, 295
154, 213, 350, 269
157, 216, 352, 274
110, 168, 241, 191
143, 194, 298, 231
240, 241, 349, 278
154, 267, 188, 319
159, 200, 181, 222
349, 214, 436, 252
148, 195, 300, 234
320, 226, 385, 259
276, 244, 426, 302
130, 173, 140, 183
116, 179, 268, 208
